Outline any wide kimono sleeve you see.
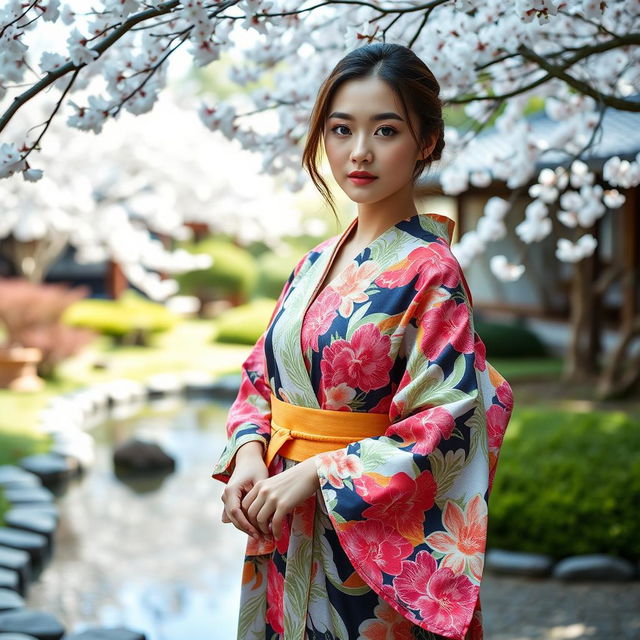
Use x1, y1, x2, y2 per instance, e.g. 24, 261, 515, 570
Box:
210, 252, 307, 485
314, 254, 513, 640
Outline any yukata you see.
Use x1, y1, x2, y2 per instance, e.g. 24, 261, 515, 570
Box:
211, 212, 514, 640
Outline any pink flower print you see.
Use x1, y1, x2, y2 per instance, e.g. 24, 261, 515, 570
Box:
342, 519, 413, 581
320, 323, 392, 392
302, 288, 341, 352
332, 260, 379, 317
357, 599, 414, 640
323, 382, 356, 410
388, 405, 456, 455
362, 471, 437, 545
317, 450, 363, 489
487, 403, 510, 451
265, 559, 284, 633
376, 242, 460, 291
394, 551, 479, 638
473, 332, 487, 371
425, 494, 487, 582
420, 298, 474, 361
496, 379, 513, 412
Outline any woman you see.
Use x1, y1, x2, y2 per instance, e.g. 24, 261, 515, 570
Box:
211, 43, 514, 640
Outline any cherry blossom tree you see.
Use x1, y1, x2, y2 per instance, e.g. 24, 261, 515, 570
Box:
1, 0, 639, 396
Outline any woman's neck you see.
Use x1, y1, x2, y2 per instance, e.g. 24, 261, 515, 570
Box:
353, 187, 419, 245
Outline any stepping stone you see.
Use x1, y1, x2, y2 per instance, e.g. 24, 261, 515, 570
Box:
146, 373, 183, 397
18, 455, 78, 492
553, 554, 636, 581
0, 570, 19, 595
210, 374, 242, 399
0, 531, 48, 573
3, 511, 56, 543
3, 488, 54, 506
0, 609, 64, 639
0, 548, 30, 596
0, 634, 40, 639
64, 628, 147, 640
113, 439, 176, 474
182, 371, 217, 397
3, 506, 58, 524
0, 589, 24, 612
485, 549, 553, 577
0, 469, 39, 488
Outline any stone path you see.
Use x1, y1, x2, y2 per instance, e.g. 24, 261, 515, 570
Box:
480, 572, 640, 639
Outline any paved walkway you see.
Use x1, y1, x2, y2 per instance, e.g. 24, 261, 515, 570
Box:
480, 572, 640, 639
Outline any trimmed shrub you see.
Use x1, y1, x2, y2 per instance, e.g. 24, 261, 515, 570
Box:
475, 319, 548, 358
63, 290, 178, 344
254, 251, 299, 300
176, 239, 257, 303
488, 407, 640, 561
213, 298, 277, 345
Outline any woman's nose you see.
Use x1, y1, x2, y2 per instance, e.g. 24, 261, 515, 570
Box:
350, 134, 372, 164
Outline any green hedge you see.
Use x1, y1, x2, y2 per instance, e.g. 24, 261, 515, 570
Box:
488, 407, 640, 561
475, 319, 548, 358
176, 238, 257, 300
254, 251, 299, 299
62, 290, 178, 340
213, 298, 278, 345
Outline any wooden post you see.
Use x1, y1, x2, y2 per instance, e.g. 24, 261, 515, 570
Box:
106, 260, 127, 300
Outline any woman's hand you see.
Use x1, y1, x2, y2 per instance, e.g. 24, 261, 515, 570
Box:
221, 441, 268, 538
241, 456, 319, 540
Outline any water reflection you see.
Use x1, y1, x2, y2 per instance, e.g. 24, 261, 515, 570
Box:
26, 395, 247, 640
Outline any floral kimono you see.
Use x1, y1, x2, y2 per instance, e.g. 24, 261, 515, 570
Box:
211, 212, 514, 640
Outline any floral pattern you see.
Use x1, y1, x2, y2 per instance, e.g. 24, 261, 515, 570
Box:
211, 212, 514, 640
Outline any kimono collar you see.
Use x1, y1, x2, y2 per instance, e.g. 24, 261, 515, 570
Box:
419, 212, 456, 246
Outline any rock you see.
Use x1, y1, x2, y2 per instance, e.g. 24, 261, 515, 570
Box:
3, 488, 54, 506
0, 634, 40, 639
49, 430, 95, 470
0, 609, 64, 639
553, 554, 636, 581
18, 454, 78, 492
0, 469, 39, 489
0, 569, 19, 595
145, 373, 183, 397
2, 511, 56, 543
64, 628, 146, 640
102, 380, 146, 407
182, 371, 217, 397
485, 549, 554, 577
113, 439, 176, 474
0, 589, 24, 612
0, 530, 49, 573
0, 547, 30, 596
210, 374, 242, 400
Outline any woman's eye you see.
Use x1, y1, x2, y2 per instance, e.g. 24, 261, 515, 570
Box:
376, 126, 396, 137
332, 124, 350, 135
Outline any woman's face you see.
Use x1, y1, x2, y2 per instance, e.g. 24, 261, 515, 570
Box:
323, 75, 431, 207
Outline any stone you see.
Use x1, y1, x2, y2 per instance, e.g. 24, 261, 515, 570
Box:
485, 549, 554, 577
0, 547, 30, 596
0, 569, 19, 595
553, 554, 636, 581
49, 430, 94, 470
2, 488, 54, 506
2, 511, 56, 542
0, 589, 24, 612
64, 628, 147, 640
146, 373, 183, 397
0, 530, 49, 572
18, 454, 78, 492
210, 374, 242, 400
0, 469, 38, 489
113, 439, 176, 474
0, 609, 65, 639
0, 634, 40, 639
182, 371, 217, 397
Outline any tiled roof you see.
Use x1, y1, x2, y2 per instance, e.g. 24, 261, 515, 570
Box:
419, 93, 640, 187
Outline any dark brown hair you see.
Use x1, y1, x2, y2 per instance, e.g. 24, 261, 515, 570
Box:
301, 42, 445, 218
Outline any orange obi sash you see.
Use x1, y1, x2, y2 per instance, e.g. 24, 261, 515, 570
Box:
264, 392, 391, 468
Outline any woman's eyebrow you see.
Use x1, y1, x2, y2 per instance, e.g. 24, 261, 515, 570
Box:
327, 111, 405, 122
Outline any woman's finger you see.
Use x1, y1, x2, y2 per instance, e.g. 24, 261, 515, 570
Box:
225, 487, 259, 537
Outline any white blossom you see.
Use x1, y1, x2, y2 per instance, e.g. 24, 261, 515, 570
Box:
490, 254, 526, 281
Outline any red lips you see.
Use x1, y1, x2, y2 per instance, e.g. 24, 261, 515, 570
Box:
348, 171, 377, 178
